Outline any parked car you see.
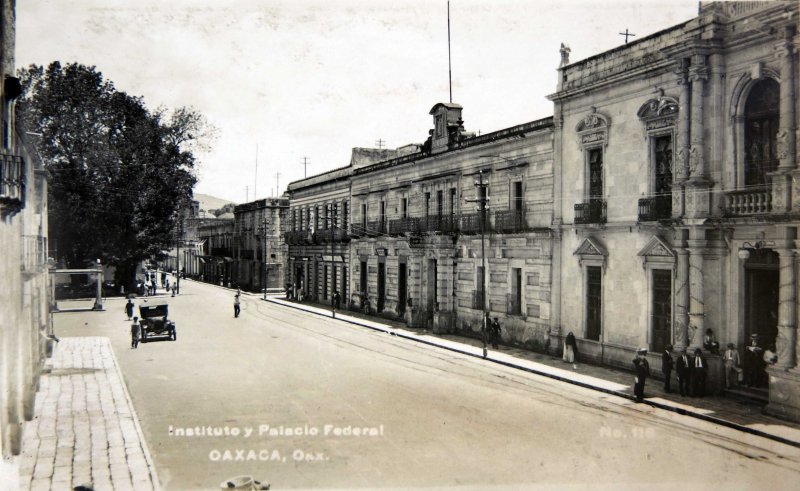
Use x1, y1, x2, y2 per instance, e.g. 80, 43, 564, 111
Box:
138, 301, 177, 342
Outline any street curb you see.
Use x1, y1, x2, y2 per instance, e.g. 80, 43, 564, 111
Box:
266, 296, 800, 450
105, 337, 163, 490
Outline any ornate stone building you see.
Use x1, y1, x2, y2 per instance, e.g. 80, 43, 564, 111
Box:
548, 1, 800, 419
0, 0, 52, 466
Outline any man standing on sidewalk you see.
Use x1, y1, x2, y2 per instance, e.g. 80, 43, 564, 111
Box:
676, 348, 692, 396
234, 293, 241, 318
662, 344, 674, 393
633, 349, 650, 402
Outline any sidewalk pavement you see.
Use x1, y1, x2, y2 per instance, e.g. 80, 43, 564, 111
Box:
15, 337, 160, 491
267, 295, 800, 448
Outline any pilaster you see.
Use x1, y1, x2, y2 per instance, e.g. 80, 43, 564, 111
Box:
688, 228, 706, 350
776, 246, 797, 370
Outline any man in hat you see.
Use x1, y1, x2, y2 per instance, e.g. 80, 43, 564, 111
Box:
691, 348, 707, 397
676, 347, 692, 396
633, 349, 650, 402
661, 344, 674, 393
744, 334, 764, 387
723, 343, 741, 389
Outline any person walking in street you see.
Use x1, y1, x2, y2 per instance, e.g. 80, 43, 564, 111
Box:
332, 290, 341, 318
490, 317, 502, 349
234, 294, 241, 318
723, 343, 741, 389
125, 299, 134, 321
662, 344, 674, 393
633, 349, 650, 402
130, 317, 140, 349
563, 331, 578, 366
691, 348, 707, 397
676, 348, 692, 396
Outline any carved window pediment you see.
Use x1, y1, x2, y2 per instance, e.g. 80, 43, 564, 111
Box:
637, 235, 676, 270
637, 95, 679, 132
574, 237, 607, 267
575, 107, 610, 150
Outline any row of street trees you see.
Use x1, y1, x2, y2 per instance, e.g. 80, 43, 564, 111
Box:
17, 62, 215, 290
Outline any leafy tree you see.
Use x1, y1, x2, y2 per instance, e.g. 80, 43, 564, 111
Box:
17, 62, 214, 290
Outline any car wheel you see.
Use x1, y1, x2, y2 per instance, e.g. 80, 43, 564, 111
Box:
141, 331, 148, 343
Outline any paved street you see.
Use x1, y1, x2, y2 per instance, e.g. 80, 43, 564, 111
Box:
58, 280, 800, 490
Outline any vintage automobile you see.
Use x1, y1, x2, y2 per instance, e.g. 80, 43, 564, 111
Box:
138, 301, 177, 342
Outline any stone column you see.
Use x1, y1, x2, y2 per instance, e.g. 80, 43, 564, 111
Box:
777, 29, 797, 171
688, 229, 706, 350
675, 246, 690, 350
688, 54, 708, 181
776, 246, 797, 369
676, 59, 690, 182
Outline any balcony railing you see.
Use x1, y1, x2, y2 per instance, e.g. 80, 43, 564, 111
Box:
638, 194, 672, 222
389, 217, 421, 235
21, 235, 47, 273
460, 212, 491, 234
494, 208, 527, 233
367, 219, 387, 236
210, 247, 233, 257
0, 153, 25, 214
419, 214, 458, 234
507, 293, 522, 316
472, 290, 485, 311
724, 187, 772, 216
240, 249, 256, 260
574, 200, 607, 224
284, 230, 307, 245
350, 222, 366, 238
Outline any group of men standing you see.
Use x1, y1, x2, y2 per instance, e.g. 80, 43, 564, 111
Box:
662, 346, 709, 397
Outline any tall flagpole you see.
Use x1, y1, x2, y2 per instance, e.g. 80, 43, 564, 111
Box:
254, 144, 258, 200
448, 1, 452, 103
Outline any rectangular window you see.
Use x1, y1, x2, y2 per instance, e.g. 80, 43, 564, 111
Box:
401, 197, 408, 219
449, 187, 457, 215
361, 203, 367, 229
651, 269, 672, 352
586, 266, 602, 341
588, 148, 603, 200
324, 204, 330, 229
510, 268, 522, 315
436, 190, 444, 217
512, 181, 523, 211
380, 200, 386, 231
425, 192, 431, 217
344, 201, 349, 230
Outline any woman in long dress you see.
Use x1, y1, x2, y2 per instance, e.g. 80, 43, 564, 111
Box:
563, 331, 578, 363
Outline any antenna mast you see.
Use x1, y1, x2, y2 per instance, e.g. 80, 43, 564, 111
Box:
448, 1, 452, 103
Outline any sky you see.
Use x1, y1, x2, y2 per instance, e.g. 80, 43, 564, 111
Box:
17, 0, 699, 204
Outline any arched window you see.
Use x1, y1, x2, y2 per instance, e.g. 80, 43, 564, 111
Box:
744, 79, 779, 186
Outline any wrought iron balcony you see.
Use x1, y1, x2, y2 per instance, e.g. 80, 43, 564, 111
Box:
460, 212, 491, 234
506, 293, 522, 316
0, 152, 25, 216
284, 230, 307, 245
388, 217, 420, 235
472, 290, 486, 311
367, 219, 387, 236
574, 200, 607, 224
419, 214, 458, 234
724, 187, 772, 216
332, 229, 349, 242
494, 208, 527, 233
350, 222, 366, 238
638, 194, 672, 222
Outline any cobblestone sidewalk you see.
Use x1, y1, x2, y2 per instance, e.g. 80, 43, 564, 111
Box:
16, 337, 160, 491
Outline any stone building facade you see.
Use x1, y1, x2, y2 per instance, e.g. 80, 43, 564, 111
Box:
233, 197, 288, 292
349, 104, 555, 347
548, 1, 800, 419
1, 0, 52, 464
286, 164, 353, 304
197, 217, 235, 286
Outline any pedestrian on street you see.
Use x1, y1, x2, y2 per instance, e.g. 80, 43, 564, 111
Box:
676, 348, 692, 396
744, 334, 764, 387
125, 299, 134, 320
490, 317, 502, 349
723, 343, 741, 389
633, 348, 650, 402
234, 294, 241, 318
171, 282, 177, 297
691, 348, 707, 397
332, 290, 341, 318
130, 317, 140, 349
662, 344, 674, 393
563, 331, 578, 366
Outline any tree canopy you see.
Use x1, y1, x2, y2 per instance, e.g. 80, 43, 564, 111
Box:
17, 62, 214, 288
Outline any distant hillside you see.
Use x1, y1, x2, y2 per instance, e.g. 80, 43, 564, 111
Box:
193, 193, 237, 215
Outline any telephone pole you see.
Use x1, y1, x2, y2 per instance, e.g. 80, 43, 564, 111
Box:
301, 157, 311, 178
262, 214, 270, 300
466, 169, 490, 358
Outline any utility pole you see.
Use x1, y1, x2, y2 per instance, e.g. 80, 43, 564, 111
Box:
275, 172, 281, 196
466, 169, 490, 358
301, 157, 311, 178
375, 138, 385, 149
176, 213, 183, 295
